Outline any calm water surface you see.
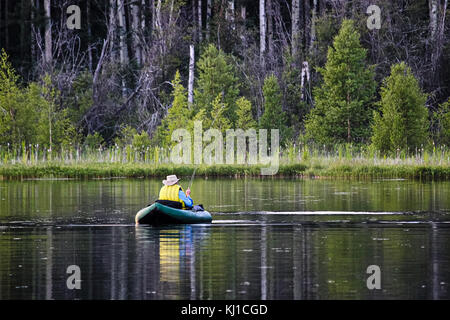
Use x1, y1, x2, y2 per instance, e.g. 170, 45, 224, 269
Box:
0, 178, 449, 299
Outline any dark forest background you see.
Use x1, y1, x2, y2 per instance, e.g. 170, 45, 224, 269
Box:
0, 0, 449, 154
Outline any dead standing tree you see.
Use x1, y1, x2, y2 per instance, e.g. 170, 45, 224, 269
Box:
429, 0, 448, 87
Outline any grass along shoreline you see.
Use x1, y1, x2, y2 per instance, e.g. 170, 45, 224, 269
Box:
1, 161, 449, 181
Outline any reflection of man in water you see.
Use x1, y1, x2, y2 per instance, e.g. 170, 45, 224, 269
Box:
157, 175, 193, 209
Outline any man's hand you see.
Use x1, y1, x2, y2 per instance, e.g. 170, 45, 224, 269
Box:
186, 188, 191, 197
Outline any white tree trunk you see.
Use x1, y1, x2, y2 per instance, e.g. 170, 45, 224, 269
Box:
259, 0, 266, 65
227, 0, 235, 30
291, 0, 300, 57
188, 44, 195, 105
300, 61, 310, 100
44, 0, 52, 65
429, 0, 438, 40
241, 6, 246, 20
131, 2, 142, 65
156, 0, 162, 30
117, 0, 129, 65
431, 0, 448, 75
141, 0, 146, 30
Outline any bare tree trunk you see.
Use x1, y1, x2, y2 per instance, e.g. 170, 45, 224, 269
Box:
304, 0, 310, 51
430, 0, 448, 80
241, 5, 246, 20
300, 61, 310, 100
319, 0, 326, 15
259, 0, 266, 66
198, 0, 202, 41
429, 0, 439, 40
131, 1, 142, 65
227, 0, 235, 30
117, 0, 128, 98
267, 0, 273, 58
155, 0, 162, 56
206, 0, 212, 40
44, 0, 52, 66
309, 0, 317, 54
153, 0, 157, 30
109, 0, 117, 61
291, 0, 300, 58
188, 44, 195, 105
141, 0, 146, 30
31, 0, 36, 64
117, 0, 129, 66
141, 0, 147, 64
87, 0, 93, 72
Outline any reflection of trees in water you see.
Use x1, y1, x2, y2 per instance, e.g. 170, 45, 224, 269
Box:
0, 223, 449, 299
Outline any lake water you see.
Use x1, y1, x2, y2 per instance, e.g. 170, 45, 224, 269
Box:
0, 178, 449, 299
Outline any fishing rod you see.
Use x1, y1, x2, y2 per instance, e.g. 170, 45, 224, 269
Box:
188, 166, 198, 190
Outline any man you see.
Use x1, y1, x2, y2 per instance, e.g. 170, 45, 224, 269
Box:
157, 174, 193, 209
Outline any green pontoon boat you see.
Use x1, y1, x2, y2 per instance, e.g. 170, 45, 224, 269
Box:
135, 202, 212, 225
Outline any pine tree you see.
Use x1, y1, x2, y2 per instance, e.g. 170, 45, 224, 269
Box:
156, 70, 191, 147
305, 19, 376, 145
371, 62, 429, 154
194, 44, 240, 125
259, 74, 290, 146
236, 97, 256, 130
210, 93, 231, 131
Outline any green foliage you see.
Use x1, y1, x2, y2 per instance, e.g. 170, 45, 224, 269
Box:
259, 74, 291, 146
236, 97, 256, 129
0, 49, 37, 146
194, 44, 240, 125
114, 125, 138, 147
305, 19, 376, 145
36, 74, 75, 150
132, 131, 151, 151
311, 14, 339, 67
84, 132, 104, 149
433, 98, 450, 146
371, 62, 429, 154
156, 70, 191, 147
209, 93, 231, 131
0, 50, 75, 150
67, 70, 93, 124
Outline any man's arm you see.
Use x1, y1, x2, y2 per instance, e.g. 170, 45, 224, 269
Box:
179, 189, 193, 208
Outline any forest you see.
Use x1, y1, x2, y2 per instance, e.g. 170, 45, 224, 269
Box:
0, 0, 449, 168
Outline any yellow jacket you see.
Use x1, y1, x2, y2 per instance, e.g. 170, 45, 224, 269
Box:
158, 184, 186, 209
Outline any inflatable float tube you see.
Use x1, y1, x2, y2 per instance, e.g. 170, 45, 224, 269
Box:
135, 202, 212, 225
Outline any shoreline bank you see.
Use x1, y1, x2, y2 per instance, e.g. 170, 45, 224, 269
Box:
1, 162, 449, 181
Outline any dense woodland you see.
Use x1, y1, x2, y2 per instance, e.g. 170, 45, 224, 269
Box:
0, 0, 449, 157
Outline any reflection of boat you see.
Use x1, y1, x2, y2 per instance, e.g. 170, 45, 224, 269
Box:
134, 225, 210, 299
135, 202, 212, 225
